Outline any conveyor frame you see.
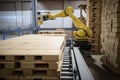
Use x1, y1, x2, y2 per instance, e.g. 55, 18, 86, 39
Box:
61, 47, 94, 80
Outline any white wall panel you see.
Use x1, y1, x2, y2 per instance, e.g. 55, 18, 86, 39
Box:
0, 11, 16, 29
63, 17, 72, 28
22, 2, 32, 29
16, 11, 22, 27
22, 11, 32, 29
0, 2, 16, 30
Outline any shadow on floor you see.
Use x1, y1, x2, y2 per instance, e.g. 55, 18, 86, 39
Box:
84, 55, 120, 80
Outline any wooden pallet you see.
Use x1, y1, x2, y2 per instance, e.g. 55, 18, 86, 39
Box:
0, 76, 59, 80
0, 61, 58, 70
0, 34, 66, 80
0, 69, 60, 77
0, 50, 64, 60
38, 30, 65, 34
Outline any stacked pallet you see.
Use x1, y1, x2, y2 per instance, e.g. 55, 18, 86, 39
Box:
38, 30, 65, 35
101, 0, 120, 74
0, 34, 67, 80
87, 0, 101, 54
38, 30, 74, 38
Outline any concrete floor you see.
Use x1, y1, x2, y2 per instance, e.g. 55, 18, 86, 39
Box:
85, 55, 120, 80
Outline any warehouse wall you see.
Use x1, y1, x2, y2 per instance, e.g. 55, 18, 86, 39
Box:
0, 0, 87, 30
0, 2, 16, 30
0, 1, 32, 30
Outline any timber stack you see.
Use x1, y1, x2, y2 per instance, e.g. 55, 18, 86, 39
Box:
100, 0, 120, 74
87, 0, 101, 54
0, 34, 67, 80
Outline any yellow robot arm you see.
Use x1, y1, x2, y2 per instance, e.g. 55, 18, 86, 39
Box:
37, 11, 68, 25
64, 6, 93, 39
45, 10, 69, 20
39, 6, 92, 40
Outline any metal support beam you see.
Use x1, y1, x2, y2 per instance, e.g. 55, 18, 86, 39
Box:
2, 29, 6, 40
32, 0, 38, 33
29, 27, 33, 34
17, 27, 21, 36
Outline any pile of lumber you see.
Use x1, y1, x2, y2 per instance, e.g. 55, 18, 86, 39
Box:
38, 30, 65, 35
38, 30, 73, 38
87, 0, 101, 54
0, 34, 67, 80
101, 0, 120, 74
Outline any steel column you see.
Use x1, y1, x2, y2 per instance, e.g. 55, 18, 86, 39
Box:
2, 29, 6, 40
32, 0, 38, 34
17, 27, 21, 36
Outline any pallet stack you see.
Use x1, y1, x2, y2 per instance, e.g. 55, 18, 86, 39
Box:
38, 30, 73, 38
0, 34, 67, 80
101, 0, 120, 74
87, 0, 101, 54
38, 30, 65, 35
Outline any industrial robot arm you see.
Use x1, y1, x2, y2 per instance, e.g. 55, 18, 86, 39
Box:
65, 6, 93, 38
38, 6, 93, 40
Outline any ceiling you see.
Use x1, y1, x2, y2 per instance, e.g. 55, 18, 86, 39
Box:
0, 0, 87, 2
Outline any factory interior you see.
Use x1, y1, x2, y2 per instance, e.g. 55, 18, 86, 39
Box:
0, 0, 120, 80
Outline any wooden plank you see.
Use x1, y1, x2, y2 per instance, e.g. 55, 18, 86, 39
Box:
21, 61, 58, 70
0, 50, 62, 61
0, 67, 61, 77
0, 70, 12, 77
3, 76, 59, 80
38, 30, 65, 34
0, 34, 66, 50
0, 62, 15, 69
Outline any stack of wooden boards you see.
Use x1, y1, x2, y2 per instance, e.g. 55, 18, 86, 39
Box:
101, 0, 120, 74
0, 34, 67, 80
38, 30, 73, 38
38, 30, 65, 35
87, 0, 101, 54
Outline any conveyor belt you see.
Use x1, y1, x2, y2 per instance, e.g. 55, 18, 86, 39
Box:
60, 47, 94, 80
61, 47, 73, 80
